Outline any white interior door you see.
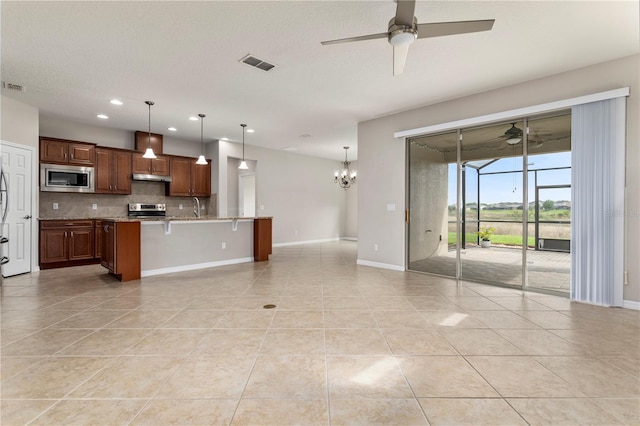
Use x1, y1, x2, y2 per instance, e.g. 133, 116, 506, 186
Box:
1, 142, 33, 277
239, 173, 256, 217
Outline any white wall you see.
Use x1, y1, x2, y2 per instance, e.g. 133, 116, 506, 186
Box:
1, 96, 39, 148
343, 160, 358, 240
358, 54, 640, 302
217, 141, 346, 244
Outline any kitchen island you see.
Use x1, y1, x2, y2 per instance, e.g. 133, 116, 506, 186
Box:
140, 217, 263, 277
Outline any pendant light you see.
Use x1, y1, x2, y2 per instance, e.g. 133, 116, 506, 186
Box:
238, 123, 249, 170
142, 100, 157, 159
195, 114, 207, 165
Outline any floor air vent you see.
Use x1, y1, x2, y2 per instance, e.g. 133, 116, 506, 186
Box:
240, 54, 276, 72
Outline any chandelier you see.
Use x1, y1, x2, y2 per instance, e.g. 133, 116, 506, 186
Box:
334, 146, 357, 189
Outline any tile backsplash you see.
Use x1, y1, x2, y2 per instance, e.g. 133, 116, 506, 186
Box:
39, 181, 216, 219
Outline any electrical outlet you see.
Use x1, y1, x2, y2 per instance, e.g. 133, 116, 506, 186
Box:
374, 244, 378, 251
53, 202, 59, 210
260, 205, 265, 211
221, 242, 226, 249
179, 204, 183, 210
92, 203, 97, 210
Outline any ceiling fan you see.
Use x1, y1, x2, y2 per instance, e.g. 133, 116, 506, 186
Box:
496, 123, 546, 150
321, 0, 495, 75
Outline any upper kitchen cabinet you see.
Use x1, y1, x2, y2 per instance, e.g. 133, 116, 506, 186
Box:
167, 156, 211, 197
131, 153, 170, 175
191, 160, 211, 196
95, 147, 132, 194
134, 131, 163, 154
40, 137, 96, 166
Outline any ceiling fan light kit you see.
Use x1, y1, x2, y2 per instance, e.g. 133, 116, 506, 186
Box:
321, 0, 495, 76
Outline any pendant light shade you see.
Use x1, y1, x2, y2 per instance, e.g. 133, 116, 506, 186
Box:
142, 101, 157, 159
196, 113, 208, 165
238, 123, 249, 170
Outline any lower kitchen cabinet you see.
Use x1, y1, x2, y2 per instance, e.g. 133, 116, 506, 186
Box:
253, 217, 272, 261
39, 220, 99, 269
101, 220, 141, 282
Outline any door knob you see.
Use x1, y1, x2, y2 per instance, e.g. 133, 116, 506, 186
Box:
23, 215, 32, 219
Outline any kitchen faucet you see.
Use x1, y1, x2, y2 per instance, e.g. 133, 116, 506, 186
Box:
193, 197, 201, 218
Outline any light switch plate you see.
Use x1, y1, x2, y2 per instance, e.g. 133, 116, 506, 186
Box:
53, 202, 59, 210
387, 204, 396, 211
92, 204, 97, 210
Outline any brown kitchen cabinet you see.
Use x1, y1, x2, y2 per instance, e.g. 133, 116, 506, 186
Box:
253, 218, 272, 261
95, 147, 132, 194
167, 157, 191, 196
40, 220, 98, 269
101, 220, 141, 282
167, 156, 211, 197
134, 131, 163, 154
40, 137, 96, 166
132, 153, 170, 175
191, 160, 211, 196
95, 220, 102, 259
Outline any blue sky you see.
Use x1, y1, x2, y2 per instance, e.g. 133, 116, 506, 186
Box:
448, 152, 571, 205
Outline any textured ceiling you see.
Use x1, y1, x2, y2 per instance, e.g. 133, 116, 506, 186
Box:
1, 1, 638, 160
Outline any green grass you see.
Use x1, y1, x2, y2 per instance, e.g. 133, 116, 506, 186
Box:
448, 209, 570, 222
448, 232, 535, 247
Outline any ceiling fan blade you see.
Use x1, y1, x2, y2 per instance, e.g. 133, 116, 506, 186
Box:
321, 32, 388, 45
393, 44, 409, 76
395, 0, 416, 26
416, 19, 495, 39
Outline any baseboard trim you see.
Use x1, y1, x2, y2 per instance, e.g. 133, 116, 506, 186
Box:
623, 300, 640, 310
357, 259, 405, 271
341, 237, 358, 242
272, 238, 340, 247
141, 257, 254, 277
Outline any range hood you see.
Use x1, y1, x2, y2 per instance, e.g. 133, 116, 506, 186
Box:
132, 173, 172, 183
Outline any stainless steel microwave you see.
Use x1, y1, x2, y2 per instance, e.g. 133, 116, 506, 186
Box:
40, 163, 94, 193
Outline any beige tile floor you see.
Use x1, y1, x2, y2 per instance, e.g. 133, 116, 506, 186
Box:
1, 241, 638, 425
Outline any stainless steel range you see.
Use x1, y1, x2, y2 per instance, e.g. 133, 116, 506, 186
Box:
128, 203, 166, 219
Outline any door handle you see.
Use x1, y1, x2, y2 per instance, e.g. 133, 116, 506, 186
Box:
1, 256, 9, 265
23, 215, 32, 219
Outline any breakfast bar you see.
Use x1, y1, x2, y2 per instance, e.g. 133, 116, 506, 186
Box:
140, 217, 256, 277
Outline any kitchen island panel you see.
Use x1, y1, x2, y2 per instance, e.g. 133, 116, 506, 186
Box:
140, 220, 254, 277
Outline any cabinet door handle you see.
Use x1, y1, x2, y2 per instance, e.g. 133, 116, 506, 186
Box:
104, 225, 109, 232
109, 184, 112, 190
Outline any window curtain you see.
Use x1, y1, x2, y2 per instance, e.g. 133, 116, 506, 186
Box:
571, 97, 626, 306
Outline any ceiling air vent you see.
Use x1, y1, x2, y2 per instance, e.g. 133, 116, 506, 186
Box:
240, 54, 276, 72
1, 81, 25, 92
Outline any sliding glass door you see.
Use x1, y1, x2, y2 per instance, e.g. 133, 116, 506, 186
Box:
407, 112, 572, 295
459, 122, 524, 288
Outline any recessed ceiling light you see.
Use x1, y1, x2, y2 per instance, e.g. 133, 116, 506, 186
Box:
247, 129, 255, 133
97, 114, 109, 119
110, 99, 123, 105
188, 116, 199, 121
168, 127, 177, 132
